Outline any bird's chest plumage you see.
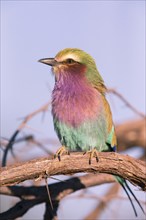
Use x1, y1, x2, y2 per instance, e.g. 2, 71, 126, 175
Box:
52, 80, 103, 127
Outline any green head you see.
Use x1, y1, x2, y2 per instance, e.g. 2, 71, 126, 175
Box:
39, 48, 106, 93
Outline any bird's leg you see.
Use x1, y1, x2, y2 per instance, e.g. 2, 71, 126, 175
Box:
54, 145, 70, 161
83, 147, 99, 165
89, 148, 99, 164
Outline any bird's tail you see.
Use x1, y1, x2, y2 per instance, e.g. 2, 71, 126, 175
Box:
115, 176, 145, 217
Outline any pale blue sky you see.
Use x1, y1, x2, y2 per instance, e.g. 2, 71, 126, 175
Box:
1, 1, 145, 219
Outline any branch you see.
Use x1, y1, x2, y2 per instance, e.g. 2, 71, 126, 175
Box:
0, 152, 145, 190
0, 174, 115, 219
108, 88, 145, 118
0, 198, 41, 220
116, 118, 146, 151
84, 183, 120, 220
0, 174, 115, 198
2, 101, 51, 166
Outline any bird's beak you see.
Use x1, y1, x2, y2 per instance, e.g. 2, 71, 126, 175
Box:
38, 58, 58, 66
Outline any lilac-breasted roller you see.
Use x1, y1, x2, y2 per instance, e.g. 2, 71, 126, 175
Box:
39, 48, 144, 216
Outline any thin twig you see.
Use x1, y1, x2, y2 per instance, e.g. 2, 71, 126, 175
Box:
108, 88, 145, 118
44, 176, 54, 210
2, 101, 51, 167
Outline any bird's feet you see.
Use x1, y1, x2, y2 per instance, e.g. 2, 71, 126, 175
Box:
83, 148, 99, 165
54, 145, 70, 161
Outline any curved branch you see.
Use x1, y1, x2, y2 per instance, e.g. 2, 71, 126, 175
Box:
0, 152, 145, 190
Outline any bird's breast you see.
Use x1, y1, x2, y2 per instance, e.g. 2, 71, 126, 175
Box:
52, 82, 103, 127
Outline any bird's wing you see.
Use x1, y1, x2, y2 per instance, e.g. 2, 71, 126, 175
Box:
101, 95, 117, 151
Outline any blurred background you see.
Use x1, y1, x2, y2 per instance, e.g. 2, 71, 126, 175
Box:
1, 1, 145, 219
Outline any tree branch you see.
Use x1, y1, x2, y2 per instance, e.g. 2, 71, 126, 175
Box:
108, 88, 145, 118
116, 118, 146, 151
0, 152, 145, 190
2, 101, 51, 166
84, 183, 120, 220
0, 174, 115, 219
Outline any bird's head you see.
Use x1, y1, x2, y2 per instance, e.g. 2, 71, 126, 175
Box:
39, 48, 106, 93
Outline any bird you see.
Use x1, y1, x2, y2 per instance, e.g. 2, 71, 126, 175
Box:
39, 48, 144, 216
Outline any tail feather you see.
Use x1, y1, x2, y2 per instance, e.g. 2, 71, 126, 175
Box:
115, 176, 145, 216
124, 180, 145, 214
119, 180, 137, 216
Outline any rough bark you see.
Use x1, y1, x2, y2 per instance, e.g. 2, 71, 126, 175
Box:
1, 152, 146, 190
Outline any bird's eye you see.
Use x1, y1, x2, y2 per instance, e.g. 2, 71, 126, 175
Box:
66, 58, 75, 64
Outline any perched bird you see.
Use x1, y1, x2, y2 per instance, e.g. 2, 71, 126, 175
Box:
39, 48, 144, 216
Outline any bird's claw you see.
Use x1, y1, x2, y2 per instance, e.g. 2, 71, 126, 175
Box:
54, 146, 69, 161
83, 148, 99, 164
